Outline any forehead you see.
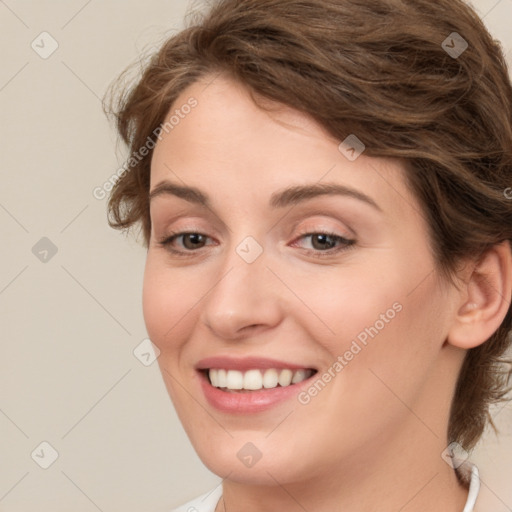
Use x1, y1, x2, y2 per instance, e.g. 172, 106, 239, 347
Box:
150, 74, 416, 220
154, 73, 336, 156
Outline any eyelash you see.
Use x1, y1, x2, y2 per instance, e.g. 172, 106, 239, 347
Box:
157, 229, 356, 259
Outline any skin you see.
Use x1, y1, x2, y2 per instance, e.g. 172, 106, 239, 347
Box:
143, 74, 511, 512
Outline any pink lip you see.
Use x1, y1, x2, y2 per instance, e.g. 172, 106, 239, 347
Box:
195, 356, 315, 372
195, 357, 317, 414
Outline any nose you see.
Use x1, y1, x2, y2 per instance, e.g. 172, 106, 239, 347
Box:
200, 243, 283, 341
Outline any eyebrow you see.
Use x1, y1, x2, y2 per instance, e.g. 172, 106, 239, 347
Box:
149, 180, 382, 212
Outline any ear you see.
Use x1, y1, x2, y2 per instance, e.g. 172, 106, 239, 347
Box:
448, 241, 512, 349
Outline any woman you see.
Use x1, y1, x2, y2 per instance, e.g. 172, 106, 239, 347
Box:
105, 0, 512, 510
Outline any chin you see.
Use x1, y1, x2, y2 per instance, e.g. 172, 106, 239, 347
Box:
190, 433, 314, 486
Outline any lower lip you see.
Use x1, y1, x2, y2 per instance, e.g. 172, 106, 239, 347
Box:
198, 371, 315, 414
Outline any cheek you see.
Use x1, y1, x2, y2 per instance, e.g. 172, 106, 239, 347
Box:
334, 271, 448, 407
142, 253, 199, 356
298, 254, 445, 382
287, 266, 447, 452
289, 263, 404, 354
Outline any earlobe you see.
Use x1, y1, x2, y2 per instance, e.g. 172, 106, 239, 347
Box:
448, 241, 512, 350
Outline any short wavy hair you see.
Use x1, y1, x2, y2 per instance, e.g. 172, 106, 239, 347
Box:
105, 0, 512, 470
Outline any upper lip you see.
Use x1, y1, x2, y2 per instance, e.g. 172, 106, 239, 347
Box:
195, 356, 317, 372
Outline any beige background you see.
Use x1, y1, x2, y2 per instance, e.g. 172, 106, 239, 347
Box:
1, 0, 511, 510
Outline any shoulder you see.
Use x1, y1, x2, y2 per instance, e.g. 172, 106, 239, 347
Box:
170, 487, 222, 512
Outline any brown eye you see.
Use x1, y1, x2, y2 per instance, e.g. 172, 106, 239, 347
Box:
158, 232, 213, 254
291, 231, 356, 258
180, 233, 207, 250
310, 233, 338, 251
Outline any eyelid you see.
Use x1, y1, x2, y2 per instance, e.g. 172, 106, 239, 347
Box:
290, 214, 356, 239
294, 224, 353, 240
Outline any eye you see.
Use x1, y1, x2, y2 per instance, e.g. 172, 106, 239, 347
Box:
292, 231, 355, 257
157, 232, 213, 254
157, 230, 356, 258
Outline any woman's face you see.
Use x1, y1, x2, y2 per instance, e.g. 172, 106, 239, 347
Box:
144, 74, 463, 486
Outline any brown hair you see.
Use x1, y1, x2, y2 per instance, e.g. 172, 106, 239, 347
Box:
105, 0, 512, 463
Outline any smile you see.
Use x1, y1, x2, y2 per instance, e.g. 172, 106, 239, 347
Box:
196, 357, 319, 413
207, 368, 316, 392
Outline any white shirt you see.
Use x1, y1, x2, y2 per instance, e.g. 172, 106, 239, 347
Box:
171, 464, 480, 512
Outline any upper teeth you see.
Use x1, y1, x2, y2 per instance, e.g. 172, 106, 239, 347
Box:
208, 368, 313, 391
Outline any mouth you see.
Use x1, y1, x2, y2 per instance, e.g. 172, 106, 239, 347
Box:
195, 357, 318, 413
203, 367, 317, 393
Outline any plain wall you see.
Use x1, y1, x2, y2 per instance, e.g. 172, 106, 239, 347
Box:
1, 0, 511, 510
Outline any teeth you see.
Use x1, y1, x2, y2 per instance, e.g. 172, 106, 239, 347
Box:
262, 369, 279, 388
226, 370, 244, 390
291, 369, 308, 384
244, 369, 263, 390
278, 369, 293, 386
217, 369, 227, 388
208, 368, 313, 391
209, 369, 219, 387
